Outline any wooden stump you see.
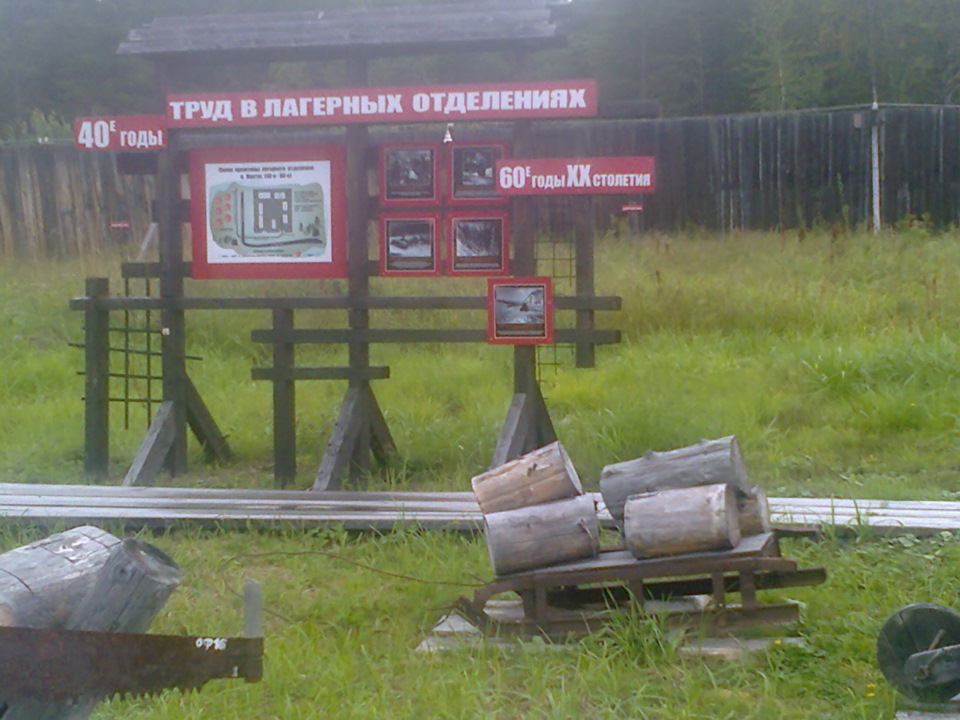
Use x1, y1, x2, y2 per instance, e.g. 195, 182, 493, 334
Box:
472, 441, 582, 515
484, 494, 599, 576
623, 483, 741, 560
600, 436, 751, 526
738, 485, 772, 536
0, 530, 182, 720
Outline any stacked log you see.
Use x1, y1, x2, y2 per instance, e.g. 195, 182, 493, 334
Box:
600, 436, 751, 527
472, 442, 599, 576
623, 483, 740, 559
601, 436, 771, 561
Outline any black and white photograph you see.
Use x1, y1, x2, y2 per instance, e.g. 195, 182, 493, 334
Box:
449, 214, 507, 274
382, 145, 438, 203
451, 144, 506, 201
488, 277, 553, 345
381, 216, 438, 275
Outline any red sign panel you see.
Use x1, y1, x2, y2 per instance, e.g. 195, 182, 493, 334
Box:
496, 156, 656, 196
73, 116, 166, 151
166, 80, 597, 129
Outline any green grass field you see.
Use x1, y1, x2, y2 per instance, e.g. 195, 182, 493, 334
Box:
3, 228, 960, 717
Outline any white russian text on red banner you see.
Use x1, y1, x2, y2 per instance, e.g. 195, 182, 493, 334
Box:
74, 116, 167, 151
166, 81, 597, 128
496, 156, 656, 196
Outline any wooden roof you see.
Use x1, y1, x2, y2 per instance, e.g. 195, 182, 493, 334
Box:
117, 1, 569, 63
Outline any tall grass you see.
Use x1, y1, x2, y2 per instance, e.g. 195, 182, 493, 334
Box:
4, 230, 960, 717
4, 228, 960, 496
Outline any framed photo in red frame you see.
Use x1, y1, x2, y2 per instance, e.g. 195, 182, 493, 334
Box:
488, 277, 554, 345
380, 143, 441, 206
379, 213, 441, 276
448, 142, 509, 204
189, 145, 347, 280
447, 211, 509, 275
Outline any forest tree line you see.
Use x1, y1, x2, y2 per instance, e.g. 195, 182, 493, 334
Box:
0, 0, 958, 139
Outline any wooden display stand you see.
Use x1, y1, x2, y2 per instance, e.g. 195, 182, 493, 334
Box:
73, 3, 628, 490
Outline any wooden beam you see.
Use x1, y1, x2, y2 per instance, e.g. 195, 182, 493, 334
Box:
122, 401, 176, 487
83, 278, 110, 481
185, 375, 232, 465
313, 386, 365, 491
490, 393, 533, 468
271, 308, 296, 488
251, 366, 390, 381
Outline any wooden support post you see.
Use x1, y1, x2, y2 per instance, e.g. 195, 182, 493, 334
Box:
122, 401, 176, 486
185, 375, 232, 466
313, 384, 394, 491
272, 308, 296, 487
157, 133, 188, 476
314, 386, 364, 491
83, 277, 110, 481
574, 196, 596, 369
490, 51, 558, 467
345, 55, 374, 486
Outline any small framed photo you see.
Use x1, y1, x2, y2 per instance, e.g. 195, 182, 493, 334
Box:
449, 142, 509, 203
488, 277, 554, 345
447, 212, 509, 275
380, 143, 440, 205
379, 214, 440, 276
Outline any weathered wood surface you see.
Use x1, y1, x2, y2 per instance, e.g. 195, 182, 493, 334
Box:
0, 526, 121, 629
484, 494, 599, 576
0, 485, 957, 535
623, 483, 741, 559
600, 436, 751, 526
472, 441, 582, 515
0, 534, 182, 720
738, 485, 772, 536
118, 2, 564, 59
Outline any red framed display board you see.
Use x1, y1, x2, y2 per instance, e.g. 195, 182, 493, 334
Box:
487, 277, 554, 345
379, 213, 441, 276
189, 145, 347, 280
447, 141, 509, 205
379, 143, 441, 206
447, 211, 509, 276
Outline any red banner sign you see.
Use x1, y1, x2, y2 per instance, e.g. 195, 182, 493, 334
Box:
496, 156, 656, 196
166, 80, 597, 128
73, 116, 166, 151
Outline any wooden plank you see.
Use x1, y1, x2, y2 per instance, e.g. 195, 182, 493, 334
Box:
490, 393, 533, 469
122, 401, 176, 487
252, 366, 390, 381
75, 294, 621, 313
313, 387, 365, 491
185, 375, 232, 465
364, 385, 397, 465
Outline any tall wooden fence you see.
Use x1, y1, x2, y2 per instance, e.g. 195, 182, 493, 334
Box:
2, 105, 958, 259
0, 143, 154, 260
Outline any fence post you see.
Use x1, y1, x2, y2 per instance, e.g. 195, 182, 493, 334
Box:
84, 277, 110, 480
272, 308, 296, 488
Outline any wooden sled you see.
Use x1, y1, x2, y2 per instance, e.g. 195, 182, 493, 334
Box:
456, 533, 826, 640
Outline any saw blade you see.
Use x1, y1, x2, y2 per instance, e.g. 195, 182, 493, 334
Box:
0, 625, 262, 704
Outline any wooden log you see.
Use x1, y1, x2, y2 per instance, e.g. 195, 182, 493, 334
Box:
738, 485, 772, 536
0, 526, 121, 629
484, 494, 599, 576
600, 436, 751, 526
623, 483, 741, 560
472, 441, 582, 515
1, 534, 182, 720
